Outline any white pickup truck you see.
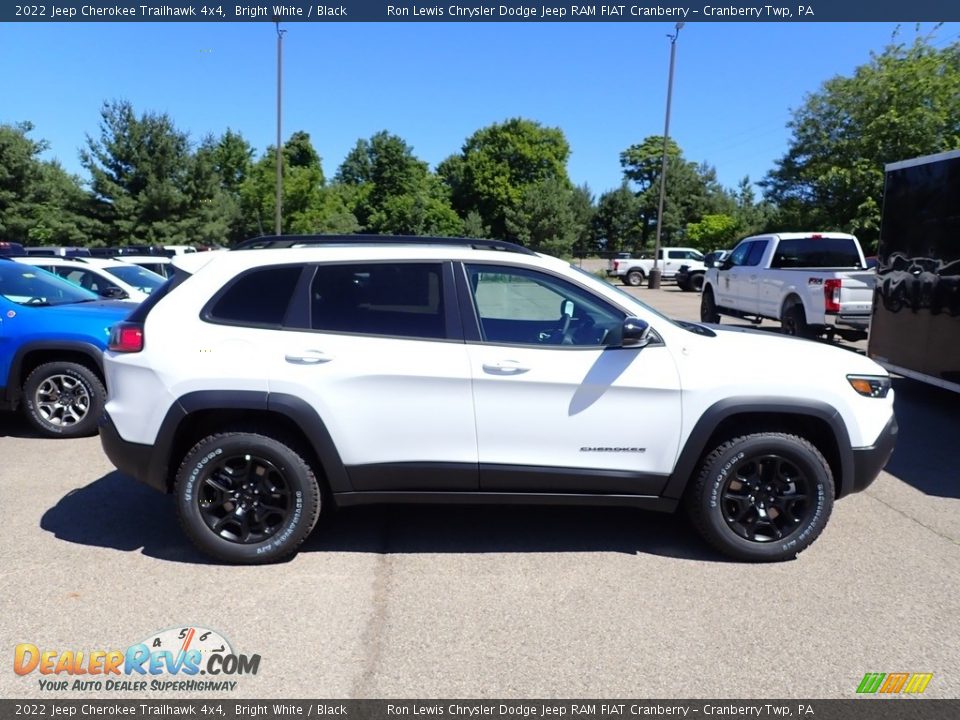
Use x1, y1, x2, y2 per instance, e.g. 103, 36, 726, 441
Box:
700, 232, 875, 341
607, 247, 706, 286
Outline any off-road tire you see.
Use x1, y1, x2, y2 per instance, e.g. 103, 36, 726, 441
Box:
700, 286, 720, 323
685, 433, 834, 562
23, 361, 105, 438
175, 432, 322, 564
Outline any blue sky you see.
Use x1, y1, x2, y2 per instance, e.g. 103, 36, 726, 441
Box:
2, 21, 956, 198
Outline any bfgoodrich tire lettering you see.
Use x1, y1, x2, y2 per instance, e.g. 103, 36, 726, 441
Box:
23, 361, 105, 438
685, 433, 834, 562
175, 432, 321, 564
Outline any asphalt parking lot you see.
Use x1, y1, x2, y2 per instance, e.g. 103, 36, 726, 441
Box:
1, 284, 958, 700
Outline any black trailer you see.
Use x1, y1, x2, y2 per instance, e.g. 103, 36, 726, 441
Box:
868, 150, 960, 393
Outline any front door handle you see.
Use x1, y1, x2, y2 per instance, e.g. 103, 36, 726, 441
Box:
482, 360, 530, 375
285, 350, 333, 365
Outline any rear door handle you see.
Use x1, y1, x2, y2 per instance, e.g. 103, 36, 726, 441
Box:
285, 350, 333, 365
482, 360, 530, 375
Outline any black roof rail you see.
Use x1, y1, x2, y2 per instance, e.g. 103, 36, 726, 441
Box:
231, 234, 538, 256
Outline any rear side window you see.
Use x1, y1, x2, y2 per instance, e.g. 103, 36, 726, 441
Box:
207, 266, 303, 328
310, 263, 446, 340
771, 238, 862, 268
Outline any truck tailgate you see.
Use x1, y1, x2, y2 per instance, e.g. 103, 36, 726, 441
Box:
839, 270, 875, 313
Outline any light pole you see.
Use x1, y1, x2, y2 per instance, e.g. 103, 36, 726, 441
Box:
649, 21, 684, 290
275, 21, 286, 236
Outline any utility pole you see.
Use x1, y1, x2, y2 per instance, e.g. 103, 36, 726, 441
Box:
275, 21, 286, 236
650, 21, 684, 290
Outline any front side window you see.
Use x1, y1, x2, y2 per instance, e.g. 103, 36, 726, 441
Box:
54, 268, 120, 296
207, 265, 303, 327
310, 263, 446, 340
466, 264, 625, 347
727, 242, 753, 267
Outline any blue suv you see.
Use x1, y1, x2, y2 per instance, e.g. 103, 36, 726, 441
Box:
0, 258, 131, 437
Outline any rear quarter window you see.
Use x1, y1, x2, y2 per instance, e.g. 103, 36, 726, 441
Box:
205, 265, 304, 328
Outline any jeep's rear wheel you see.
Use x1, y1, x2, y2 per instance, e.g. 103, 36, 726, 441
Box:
175, 432, 321, 564
700, 287, 720, 323
691, 273, 705, 292
23, 361, 105, 438
686, 433, 834, 562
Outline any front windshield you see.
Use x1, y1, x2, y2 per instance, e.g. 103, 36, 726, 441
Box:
105, 265, 166, 293
0, 262, 99, 306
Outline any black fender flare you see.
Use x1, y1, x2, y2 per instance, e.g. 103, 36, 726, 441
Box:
4, 341, 105, 405
662, 397, 854, 500
151, 390, 350, 494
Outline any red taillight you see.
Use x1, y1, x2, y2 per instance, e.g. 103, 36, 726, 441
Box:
824, 279, 842, 313
109, 323, 144, 353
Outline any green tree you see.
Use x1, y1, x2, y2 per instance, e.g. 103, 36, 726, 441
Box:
439, 118, 572, 239
569, 184, 596, 257
505, 177, 579, 256
685, 214, 738, 252
240, 131, 346, 238
762, 32, 960, 249
593, 183, 643, 254
336, 131, 461, 235
81, 100, 235, 246
0, 122, 91, 245
619, 136, 733, 247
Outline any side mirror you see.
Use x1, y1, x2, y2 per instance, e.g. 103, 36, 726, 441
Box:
621, 317, 652, 348
101, 286, 128, 299
719, 257, 734, 271
561, 299, 574, 318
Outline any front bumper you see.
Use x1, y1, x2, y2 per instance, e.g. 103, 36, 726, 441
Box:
99, 411, 169, 493
848, 415, 898, 495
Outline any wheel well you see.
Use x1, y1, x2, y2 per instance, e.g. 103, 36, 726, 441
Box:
627, 267, 645, 276
695, 412, 844, 497
781, 294, 803, 317
18, 350, 104, 391
167, 409, 329, 493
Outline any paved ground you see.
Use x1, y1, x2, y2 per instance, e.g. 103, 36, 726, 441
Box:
1, 285, 957, 700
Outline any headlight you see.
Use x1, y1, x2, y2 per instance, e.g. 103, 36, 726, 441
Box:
847, 375, 891, 398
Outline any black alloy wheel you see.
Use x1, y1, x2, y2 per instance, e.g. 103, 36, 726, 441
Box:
175, 432, 322, 564
197, 453, 292, 544
719, 454, 811, 543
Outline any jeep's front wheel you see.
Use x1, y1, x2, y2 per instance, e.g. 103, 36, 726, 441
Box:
175, 432, 322, 564
686, 433, 834, 562
23, 361, 105, 438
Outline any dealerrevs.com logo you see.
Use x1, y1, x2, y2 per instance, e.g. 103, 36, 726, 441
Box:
13, 626, 260, 693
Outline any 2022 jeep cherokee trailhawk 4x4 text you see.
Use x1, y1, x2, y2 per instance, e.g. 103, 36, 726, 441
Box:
99, 236, 897, 564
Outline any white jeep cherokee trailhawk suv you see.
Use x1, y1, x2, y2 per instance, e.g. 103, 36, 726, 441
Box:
100, 236, 897, 564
